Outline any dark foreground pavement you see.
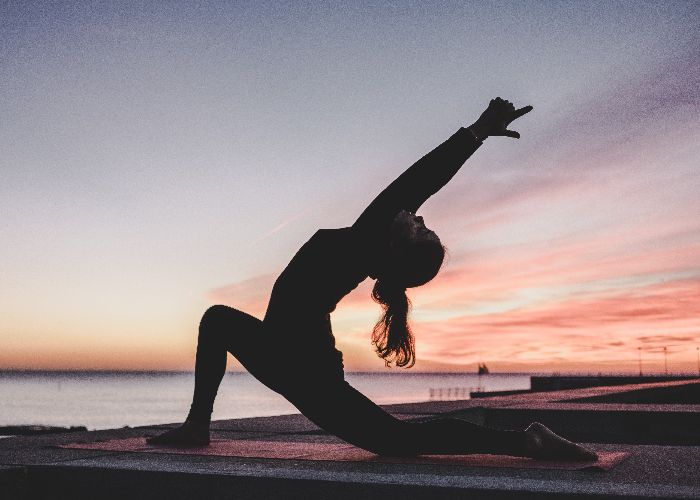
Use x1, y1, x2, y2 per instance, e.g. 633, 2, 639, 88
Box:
1, 379, 699, 499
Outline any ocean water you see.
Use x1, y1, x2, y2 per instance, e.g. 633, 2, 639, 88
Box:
0, 372, 530, 431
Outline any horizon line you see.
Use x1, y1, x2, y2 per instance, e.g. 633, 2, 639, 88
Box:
1, 369, 698, 377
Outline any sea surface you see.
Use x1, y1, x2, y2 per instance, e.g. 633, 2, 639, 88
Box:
0, 372, 530, 431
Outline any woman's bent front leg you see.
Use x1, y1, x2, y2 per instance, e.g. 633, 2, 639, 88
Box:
147, 305, 268, 445
188, 304, 277, 422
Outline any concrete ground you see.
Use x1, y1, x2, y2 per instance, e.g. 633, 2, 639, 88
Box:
1, 379, 699, 499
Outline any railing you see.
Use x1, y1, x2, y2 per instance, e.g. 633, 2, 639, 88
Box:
428, 387, 474, 401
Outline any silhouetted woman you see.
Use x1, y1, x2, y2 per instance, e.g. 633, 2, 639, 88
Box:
148, 98, 596, 461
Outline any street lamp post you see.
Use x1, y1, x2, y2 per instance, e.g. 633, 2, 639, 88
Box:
638, 347, 642, 376
664, 346, 668, 376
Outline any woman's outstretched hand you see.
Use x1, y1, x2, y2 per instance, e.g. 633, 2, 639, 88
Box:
469, 97, 533, 140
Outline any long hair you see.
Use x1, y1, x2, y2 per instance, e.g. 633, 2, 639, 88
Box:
371, 278, 415, 368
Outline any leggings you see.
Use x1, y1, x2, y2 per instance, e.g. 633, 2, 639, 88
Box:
188, 305, 527, 457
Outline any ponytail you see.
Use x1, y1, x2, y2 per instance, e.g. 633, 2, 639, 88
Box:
371, 279, 415, 368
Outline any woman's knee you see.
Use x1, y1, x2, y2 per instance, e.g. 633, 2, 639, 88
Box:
199, 305, 232, 334
290, 384, 415, 456
332, 426, 414, 457
359, 421, 417, 456
200, 304, 232, 327
199, 305, 266, 363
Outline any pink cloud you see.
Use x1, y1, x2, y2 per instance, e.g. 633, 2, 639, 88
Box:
252, 208, 312, 244
413, 275, 700, 365
207, 273, 275, 318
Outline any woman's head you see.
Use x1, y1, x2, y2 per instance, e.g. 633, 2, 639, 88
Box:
387, 209, 445, 287
370, 210, 446, 368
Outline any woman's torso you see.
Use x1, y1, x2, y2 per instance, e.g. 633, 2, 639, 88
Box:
262, 227, 370, 373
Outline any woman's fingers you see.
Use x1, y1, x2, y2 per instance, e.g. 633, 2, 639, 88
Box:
503, 105, 532, 138
512, 105, 533, 119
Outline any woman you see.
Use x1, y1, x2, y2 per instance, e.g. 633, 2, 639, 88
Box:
148, 98, 596, 461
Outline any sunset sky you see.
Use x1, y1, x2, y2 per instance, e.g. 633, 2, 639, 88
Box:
2, 1, 699, 373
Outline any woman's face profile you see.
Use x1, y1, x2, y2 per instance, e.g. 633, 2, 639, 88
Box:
389, 209, 439, 247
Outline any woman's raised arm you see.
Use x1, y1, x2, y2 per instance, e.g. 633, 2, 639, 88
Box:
351, 127, 483, 238
351, 98, 533, 240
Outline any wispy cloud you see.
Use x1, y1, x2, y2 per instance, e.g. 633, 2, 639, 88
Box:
207, 273, 275, 318
251, 208, 312, 245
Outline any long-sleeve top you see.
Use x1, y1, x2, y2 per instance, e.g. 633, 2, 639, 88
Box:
263, 127, 483, 375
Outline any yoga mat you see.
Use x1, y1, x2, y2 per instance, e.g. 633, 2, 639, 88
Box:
60, 437, 627, 471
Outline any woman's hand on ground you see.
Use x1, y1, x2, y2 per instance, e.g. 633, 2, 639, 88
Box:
523, 422, 598, 461
470, 97, 533, 140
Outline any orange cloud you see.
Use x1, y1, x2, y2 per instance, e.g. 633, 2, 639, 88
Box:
413, 275, 700, 369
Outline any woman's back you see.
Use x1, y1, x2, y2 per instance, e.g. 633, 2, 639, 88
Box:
264, 227, 369, 321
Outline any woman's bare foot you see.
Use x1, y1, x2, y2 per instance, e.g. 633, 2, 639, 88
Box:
524, 422, 597, 461
146, 419, 210, 446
